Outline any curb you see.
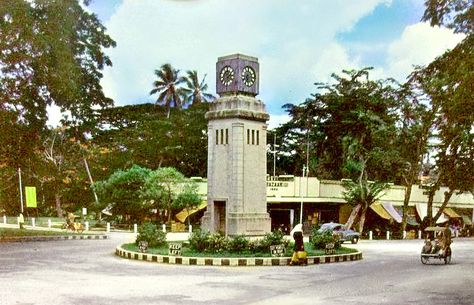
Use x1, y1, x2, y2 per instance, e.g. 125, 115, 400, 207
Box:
115, 245, 362, 266
0, 234, 109, 243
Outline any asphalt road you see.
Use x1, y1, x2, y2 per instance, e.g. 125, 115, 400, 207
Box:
1, 233, 473, 305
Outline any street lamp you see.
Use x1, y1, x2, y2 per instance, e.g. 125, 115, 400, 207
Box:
268, 133, 279, 178
299, 165, 306, 224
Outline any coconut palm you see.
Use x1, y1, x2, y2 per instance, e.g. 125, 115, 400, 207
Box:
182, 70, 215, 106
150, 63, 186, 118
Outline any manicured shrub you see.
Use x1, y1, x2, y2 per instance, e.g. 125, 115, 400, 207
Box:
258, 229, 289, 251
207, 233, 228, 253
136, 222, 166, 248
311, 229, 340, 249
228, 234, 249, 253
188, 229, 210, 252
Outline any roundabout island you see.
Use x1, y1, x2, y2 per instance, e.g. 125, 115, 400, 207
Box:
115, 244, 362, 266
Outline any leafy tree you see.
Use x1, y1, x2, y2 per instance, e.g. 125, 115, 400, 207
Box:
94, 165, 152, 223
408, 0, 474, 226
281, 68, 399, 182
392, 85, 436, 233
149, 63, 186, 118
182, 70, 215, 106
281, 68, 399, 232
91, 103, 209, 177
0, 0, 115, 127
141, 167, 198, 224
342, 179, 389, 233
423, 0, 474, 34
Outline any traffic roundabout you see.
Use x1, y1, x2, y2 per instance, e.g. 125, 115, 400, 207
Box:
115, 244, 363, 266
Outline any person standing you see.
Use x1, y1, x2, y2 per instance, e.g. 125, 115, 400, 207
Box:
290, 224, 307, 265
18, 213, 25, 229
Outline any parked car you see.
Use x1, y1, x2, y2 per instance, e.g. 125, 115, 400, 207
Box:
317, 223, 360, 244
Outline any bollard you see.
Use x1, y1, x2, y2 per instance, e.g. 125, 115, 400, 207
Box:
133, 223, 138, 234
85, 221, 89, 232
106, 222, 110, 233
162, 224, 166, 233
32, 218, 35, 227
3, 215, 6, 224
418, 230, 422, 239
48, 219, 51, 228
188, 224, 192, 233
403, 230, 406, 239
369, 231, 373, 240
386, 231, 390, 240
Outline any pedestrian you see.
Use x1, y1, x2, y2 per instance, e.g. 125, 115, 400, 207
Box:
290, 224, 307, 265
18, 213, 24, 229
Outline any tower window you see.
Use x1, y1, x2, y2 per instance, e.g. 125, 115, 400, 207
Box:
221, 129, 224, 145
247, 129, 250, 145
216, 130, 219, 145
225, 129, 229, 144
256, 130, 259, 145
252, 130, 255, 145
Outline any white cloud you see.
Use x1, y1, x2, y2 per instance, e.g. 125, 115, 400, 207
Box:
101, 0, 390, 115
381, 22, 465, 82
268, 113, 290, 130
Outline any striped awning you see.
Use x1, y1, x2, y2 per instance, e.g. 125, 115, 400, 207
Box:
175, 201, 207, 223
370, 202, 392, 220
443, 207, 461, 218
415, 203, 448, 224
462, 215, 472, 225
382, 202, 402, 223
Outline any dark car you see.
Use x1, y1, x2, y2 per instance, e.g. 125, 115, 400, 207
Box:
317, 223, 360, 244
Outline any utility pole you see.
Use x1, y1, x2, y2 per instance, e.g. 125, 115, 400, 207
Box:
18, 168, 24, 213
300, 165, 306, 224
269, 133, 279, 178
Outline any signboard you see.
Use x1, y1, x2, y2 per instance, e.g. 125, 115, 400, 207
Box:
138, 241, 148, 253
168, 243, 182, 256
270, 244, 286, 257
25, 187, 37, 208
82, 207, 87, 215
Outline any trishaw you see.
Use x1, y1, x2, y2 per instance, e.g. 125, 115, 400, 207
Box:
420, 226, 452, 265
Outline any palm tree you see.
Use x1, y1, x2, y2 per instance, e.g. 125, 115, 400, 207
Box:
182, 70, 215, 106
150, 63, 186, 118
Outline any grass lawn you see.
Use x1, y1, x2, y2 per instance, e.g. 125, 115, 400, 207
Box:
122, 242, 358, 257
0, 228, 83, 238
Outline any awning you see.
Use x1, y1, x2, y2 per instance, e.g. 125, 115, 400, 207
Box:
462, 215, 472, 225
175, 201, 207, 223
443, 207, 461, 218
370, 202, 392, 220
407, 215, 419, 226
382, 201, 402, 223
415, 203, 448, 224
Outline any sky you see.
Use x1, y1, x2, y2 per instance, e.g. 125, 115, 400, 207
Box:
52, 0, 465, 129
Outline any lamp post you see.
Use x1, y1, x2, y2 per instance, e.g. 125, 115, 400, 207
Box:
300, 165, 306, 223
269, 133, 279, 178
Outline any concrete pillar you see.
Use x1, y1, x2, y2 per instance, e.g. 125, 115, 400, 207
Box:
17, 217, 20, 225
418, 230, 422, 239
188, 224, 192, 233
106, 222, 110, 232
85, 221, 89, 232
369, 231, 373, 240
32, 218, 35, 227
403, 230, 407, 239
386, 231, 390, 240
162, 224, 166, 233
3, 215, 6, 224
133, 223, 138, 234
48, 219, 51, 228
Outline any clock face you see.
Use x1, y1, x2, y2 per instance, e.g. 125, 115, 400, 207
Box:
220, 66, 235, 86
241, 66, 256, 87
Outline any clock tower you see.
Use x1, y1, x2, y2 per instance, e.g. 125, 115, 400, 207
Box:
201, 54, 271, 236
